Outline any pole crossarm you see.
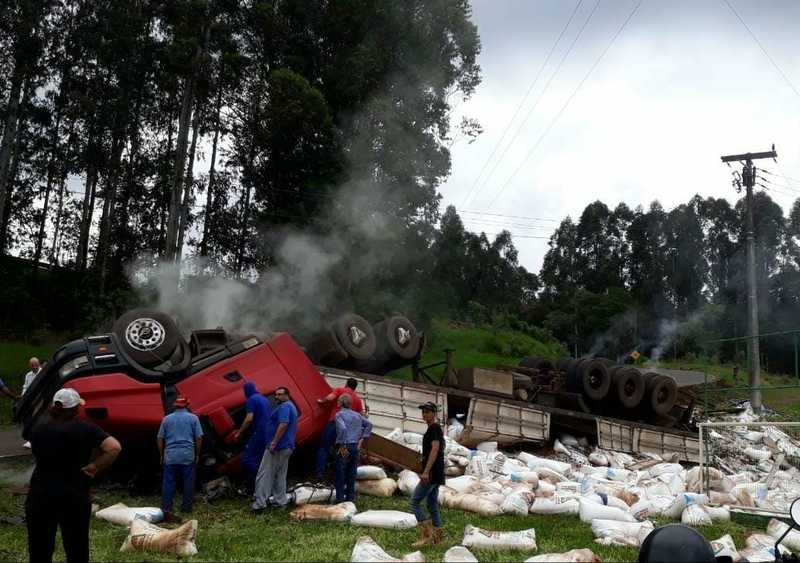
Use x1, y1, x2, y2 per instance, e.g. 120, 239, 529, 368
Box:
721, 149, 777, 162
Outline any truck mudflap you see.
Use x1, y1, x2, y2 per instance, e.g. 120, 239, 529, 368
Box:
324, 371, 446, 437
597, 419, 700, 463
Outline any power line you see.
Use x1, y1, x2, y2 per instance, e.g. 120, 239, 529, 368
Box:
762, 168, 800, 186
466, 230, 550, 240
485, 0, 644, 210
463, 0, 600, 208
458, 209, 560, 222
758, 175, 800, 195
721, 0, 800, 100
459, 0, 585, 208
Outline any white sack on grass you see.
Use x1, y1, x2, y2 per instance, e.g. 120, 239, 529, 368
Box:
120, 518, 198, 557
96, 503, 163, 527
536, 467, 568, 485
525, 549, 601, 562
475, 491, 505, 506
588, 452, 609, 467
465, 457, 489, 479
510, 471, 540, 487
647, 463, 684, 478
629, 499, 652, 521
556, 481, 582, 496
462, 524, 537, 552
579, 498, 636, 524
357, 466, 388, 480
767, 518, 800, 552
443, 546, 478, 563
739, 547, 781, 563
590, 519, 654, 548
710, 534, 740, 562
397, 471, 420, 496
710, 491, 737, 505
583, 493, 630, 511
356, 478, 398, 498
445, 475, 478, 494
439, 489, 503, 516
350, 536, 425, 563
351, 511, 417, 530
517, 452, 571, 475
535, 480, 556, 497
681, 504, 712, 526
501, 490, 536, 516
293, 486, 336, 505
746, 534, 791, 557
529, 497, 580, 515
662, 493, 709, 519
290, 502, 357, 522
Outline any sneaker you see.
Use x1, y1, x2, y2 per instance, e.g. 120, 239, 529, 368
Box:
22, 442, 30, 449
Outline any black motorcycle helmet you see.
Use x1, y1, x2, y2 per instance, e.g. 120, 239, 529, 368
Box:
638, 524, 726, 563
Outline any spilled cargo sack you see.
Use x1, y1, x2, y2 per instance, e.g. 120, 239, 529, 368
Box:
357, 466, 388, 480
529, 497, 580, 515
350, 536, 425, 563
525, 549, 601, 562
445, 476, 478, 494
710, 534, 740, 562
510, 471, 539, 486
447, 419, 464, 442
351, 511, 417, 530
535, 481, 556, 497
397, 470, 420, 496
685, 466, 724, 493
476, 441, 498, 453
588, 452, 609, 467
290, 502, 357, 522
579, 498, 635, 524
443, 545, 478, 562
95, 503, 163, 527
356, 478, 398, 498
767, 518, 800, 552
120, 518, 198, 557
745, 533, 790, 559
536, 467, 567, 485
293, 485, 336, 505
462, 524, 537, 552
517, 452, 571, 476
590, 519, 654, 548
681, 504, 712, 526
501, 490, 535, 516
440, 491, 502, 516
662, 493, 708, 519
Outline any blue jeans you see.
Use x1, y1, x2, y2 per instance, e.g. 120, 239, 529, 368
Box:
334, 444, 359, 502
410, 482, 441, 527
162, 463, 195, 513
315, 421, 336, 477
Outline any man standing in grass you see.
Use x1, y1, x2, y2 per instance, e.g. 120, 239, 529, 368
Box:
410, 402, 445, 548
316, 378, 363, 480
235, 381, 272, 495
334, 393, 372, 503
157, 396, 203, 522
252, 386, 298, 512
21, 357, 41, 396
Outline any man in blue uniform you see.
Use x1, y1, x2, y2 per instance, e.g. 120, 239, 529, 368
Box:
235, 381, 271, 494
157, 396, 204, 521
252, 386, 298, 512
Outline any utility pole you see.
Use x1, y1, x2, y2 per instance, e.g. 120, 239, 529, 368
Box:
721, 146, 777, 413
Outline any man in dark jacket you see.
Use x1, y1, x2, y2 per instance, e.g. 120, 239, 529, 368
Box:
410, 402, 445, 548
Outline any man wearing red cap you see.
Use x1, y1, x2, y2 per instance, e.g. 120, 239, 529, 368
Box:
157, 396, 203, 521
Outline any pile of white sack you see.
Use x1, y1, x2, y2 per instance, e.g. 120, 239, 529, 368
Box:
94, 503, 199, 557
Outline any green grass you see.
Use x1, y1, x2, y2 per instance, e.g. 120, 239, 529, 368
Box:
0, 455, 769, 563
389, 319, 566, 380
0, 341, 58, 425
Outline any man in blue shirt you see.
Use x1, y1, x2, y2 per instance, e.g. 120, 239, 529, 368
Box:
334, 393, 372, 503
157, 396, 203, 521
252, 386, 298, 512
235, 381, 271, 494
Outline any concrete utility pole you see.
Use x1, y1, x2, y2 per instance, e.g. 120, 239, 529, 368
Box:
721, 146, 777, 413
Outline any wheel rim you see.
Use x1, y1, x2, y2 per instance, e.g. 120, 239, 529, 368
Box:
396, 326, 411, 347
348, 325, 368, 347
623, 378, 636, 397
125, 318, 166, 351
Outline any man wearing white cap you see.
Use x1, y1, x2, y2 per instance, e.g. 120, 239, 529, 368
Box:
26, 387, 121, 563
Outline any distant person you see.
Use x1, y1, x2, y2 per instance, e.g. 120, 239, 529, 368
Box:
0, 376, 19, 400
235, 381, 272, 495
27, 388, 121, 563
315, 378, 363, 480
157, 396, 203, 521
334, 393, 372, 503
410, 402, 445, 548
252, 386, 298, 513
22, 357, 41, 396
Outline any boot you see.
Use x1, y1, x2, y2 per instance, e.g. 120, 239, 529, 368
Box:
411, 520, 434, 548
431, 526, 444, 545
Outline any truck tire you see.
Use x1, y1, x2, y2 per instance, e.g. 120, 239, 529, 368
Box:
307, 328, 348, 367
519, 357, 555, 372
513, 374, 534, 390
565, 358, 584, 393
332, 313, 376, 361
373, 316, 420, 360
579, 359, 612, 401
644, 373, 678, 416
113, 309, 180, 368
609, 366, 645, 409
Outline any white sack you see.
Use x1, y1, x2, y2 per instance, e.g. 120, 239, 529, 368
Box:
525, 549, 600, 562
767, 518, 800, 552
402, 432, 424, 445
590, 519, 654, 547
476, 441, 498, 452
439, 489, 503, 516
529, 497, 580, 515
588, 452, 609, 467
398, 470, 420, 496
350, 536, 425, 563
681, 504, 712, 526
95, 503, 163, 527
511, 471, 540, 486
462, 524, 537, 552
443, 546, 478, 563
744, 447, 772, 462
579, 498, 636, 524
445, 475, 478, 494
501, 490, 535, 516
662, 493, 709, 519
447, 419, 464, 442
357, 466, 388, 480
536, 467, 568, 484
710, 534, 740, 562
351, 511, 417, 530
293, 486, 336, 505
518, 452, 571, 475
290, 502, 357, 522
120, 518, 198, 557
535, 480, 556, 497
356, 478, 398, 498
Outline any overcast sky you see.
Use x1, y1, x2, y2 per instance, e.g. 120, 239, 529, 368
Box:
440, 0, 800, 272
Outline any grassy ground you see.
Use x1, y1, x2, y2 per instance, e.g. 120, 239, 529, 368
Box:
0, 456, 769, 563
0, 341, 58, 425
389, 319, 566, 381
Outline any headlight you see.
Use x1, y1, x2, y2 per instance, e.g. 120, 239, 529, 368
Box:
60, 356, 89, 378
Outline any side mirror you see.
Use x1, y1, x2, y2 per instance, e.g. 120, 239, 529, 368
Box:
791, 498, 800, 529
774, 498, 800, 562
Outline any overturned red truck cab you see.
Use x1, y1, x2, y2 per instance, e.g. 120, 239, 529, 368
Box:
14, 328, 332, 475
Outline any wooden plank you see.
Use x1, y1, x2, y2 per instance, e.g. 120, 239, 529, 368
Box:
363, 434, 422, 473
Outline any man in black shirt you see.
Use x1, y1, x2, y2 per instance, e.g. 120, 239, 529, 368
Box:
410, 402, 445, 548
27, 388, 121, 563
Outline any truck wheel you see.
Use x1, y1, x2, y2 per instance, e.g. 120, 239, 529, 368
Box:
306, 328, 348, 367
374, 316, 420, 360
579, 359, 612, 401
113, 309, 180, 368
556, 358, 572, 372
333, 313, 376, 361
610, 366, 645, 408
565, 358, 584, 393
644, 373, 678, 416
